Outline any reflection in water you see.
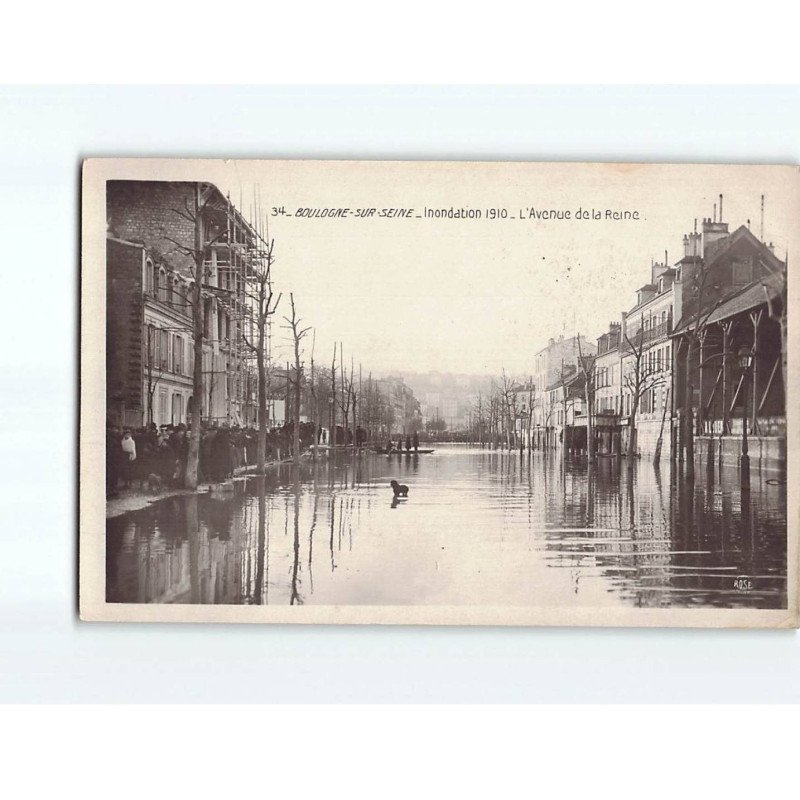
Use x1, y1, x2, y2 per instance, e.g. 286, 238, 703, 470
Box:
106, 447, 787, 609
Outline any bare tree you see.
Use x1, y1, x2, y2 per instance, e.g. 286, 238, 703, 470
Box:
163, 184, 229, 489
337, 344, 355, 446
308, 330, 318, 459
576, 336, 598, 461
495, 370, 520, 450
283, 293, 312, 462
622, 314, 667, 460
330, 343, 337, 446
243, 237, 281, 473
526, 378, 535, 453
542, 390, 556, 449
557, 363, 577, 451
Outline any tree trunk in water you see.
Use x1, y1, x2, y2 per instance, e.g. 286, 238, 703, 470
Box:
627, 411, 637, 471
654, 385, 669, 464
257, 335, 267, 473
184, 186, 204, 490
293, 339, 301, 462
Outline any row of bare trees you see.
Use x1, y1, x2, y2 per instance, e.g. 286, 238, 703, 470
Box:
469, 370, 535, 451
164, 190, 403, 487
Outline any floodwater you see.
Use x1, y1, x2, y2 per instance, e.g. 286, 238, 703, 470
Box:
106, 446, 787, 609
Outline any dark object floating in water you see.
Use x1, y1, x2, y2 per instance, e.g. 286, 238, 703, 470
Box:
390, 480, 409, 498
374, 448, 434, 455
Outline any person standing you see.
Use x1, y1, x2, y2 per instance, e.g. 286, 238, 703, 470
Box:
120, 429, 137, 487
405, 434, 411, 452
413, 431, 419, 452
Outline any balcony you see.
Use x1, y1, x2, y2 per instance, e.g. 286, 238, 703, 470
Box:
620, 319, 672, 354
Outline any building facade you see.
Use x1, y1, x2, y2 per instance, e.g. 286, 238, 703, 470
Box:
106, 180, 259, 429
593, 322, 622, 455
671, 219, 786, 470
618, 260, 675, 457
531, 334, 595, 448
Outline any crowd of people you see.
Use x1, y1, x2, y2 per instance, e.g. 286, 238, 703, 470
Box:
106, 419, 319, 496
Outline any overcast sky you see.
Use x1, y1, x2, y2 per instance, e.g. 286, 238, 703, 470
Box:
199, 160, 797, 376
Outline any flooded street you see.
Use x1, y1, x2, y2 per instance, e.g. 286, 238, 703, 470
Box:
106, 447, 787, 609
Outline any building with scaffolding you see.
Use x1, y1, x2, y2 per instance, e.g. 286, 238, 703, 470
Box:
106, 181, 262, 429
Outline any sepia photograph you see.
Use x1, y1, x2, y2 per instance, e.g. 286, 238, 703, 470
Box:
80, 158, 798, 626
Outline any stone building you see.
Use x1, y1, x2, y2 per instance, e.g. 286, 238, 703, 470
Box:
542, 365, 587, 451
593, 322, 622, 455
618, 259, 676, 457
106, 180, 259, 429
531, 334, 595, 448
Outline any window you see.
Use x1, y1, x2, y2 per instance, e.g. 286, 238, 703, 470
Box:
204, 298, 213, 339
146, 324, 157, 367
160, 329, 169, 371
172, 393, 183, 425
158, 268, 168, 302
145, 260, 154, 295
151, 263, 159, 297
732, 257, 753, 286
159, 389, 168, 424
172, 277, 180, 308
173, 335, 183, 375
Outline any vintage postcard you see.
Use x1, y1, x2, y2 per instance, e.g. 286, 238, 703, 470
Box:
80, 158, 798, 626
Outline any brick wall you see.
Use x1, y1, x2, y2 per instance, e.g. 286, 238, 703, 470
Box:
107, 181, 198, 275
107, 238, 144, 426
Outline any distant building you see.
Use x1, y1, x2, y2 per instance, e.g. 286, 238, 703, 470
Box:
593, 322, 622, 454
542, 365, 586, 450
531, 334, 595, 447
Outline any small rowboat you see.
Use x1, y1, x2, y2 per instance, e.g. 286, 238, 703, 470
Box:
374, 448, 435, 455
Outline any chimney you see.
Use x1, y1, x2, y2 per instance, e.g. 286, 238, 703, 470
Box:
684, 231, 701, 259
719, 194, 723, 222
702, 216, 729, 255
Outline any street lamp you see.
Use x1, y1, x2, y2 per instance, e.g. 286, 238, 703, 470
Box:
737, 345, 753, 490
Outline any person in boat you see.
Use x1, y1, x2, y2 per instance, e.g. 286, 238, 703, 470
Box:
413, 431, 419, 452
385, 438, 393, 453
405, 434, 411, 452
